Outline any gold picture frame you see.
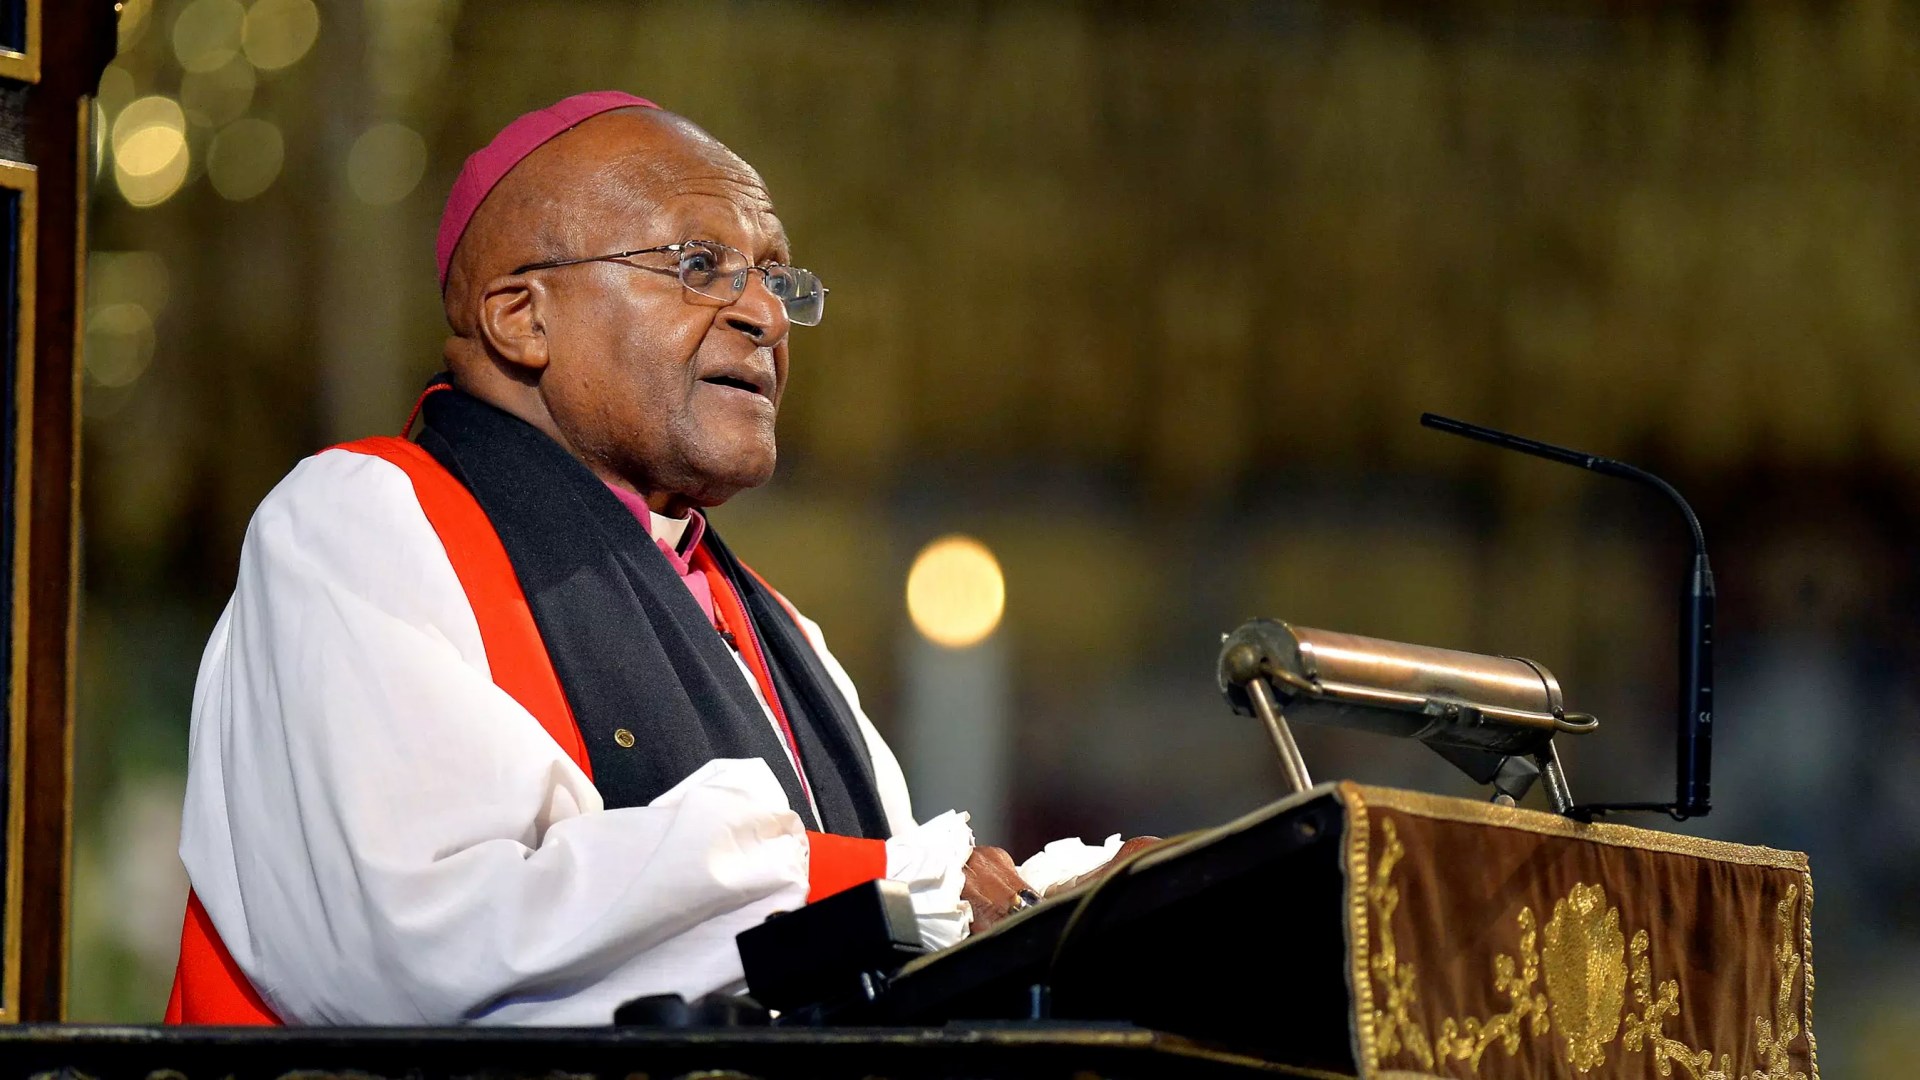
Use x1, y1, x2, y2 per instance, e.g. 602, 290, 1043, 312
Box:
0, 0, 41, 85
0, 157, 37, 1024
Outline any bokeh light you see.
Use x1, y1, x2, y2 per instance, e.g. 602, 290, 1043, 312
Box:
111, 96, 190, 208
84, 251, 170, 402
207, 118, 284, 202
906, 536, 1007, 649
243, 0, 321, 72
113, 152, 190, 208
84, 303, 158, 388
95, 65, 136, 122
180, 57, 257, 129
90, 102, 109, 185
345, 122, 427, 206
89, 250, 171, 316
171, 0, 246, 74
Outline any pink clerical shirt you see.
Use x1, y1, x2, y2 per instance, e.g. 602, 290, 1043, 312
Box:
601, 480, 821, 816
603, 483, 715, 623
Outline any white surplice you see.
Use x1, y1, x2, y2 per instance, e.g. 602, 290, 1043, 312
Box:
179, 448, 976, 1025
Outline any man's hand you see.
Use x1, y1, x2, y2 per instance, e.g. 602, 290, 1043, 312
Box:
1041, 836, 1164, 897
961, 845, 1036, 936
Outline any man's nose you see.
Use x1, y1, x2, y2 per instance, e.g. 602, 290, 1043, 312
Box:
721, 270, 791, 346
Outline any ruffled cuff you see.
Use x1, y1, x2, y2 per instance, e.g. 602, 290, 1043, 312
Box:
1017, 833, 1124, 895
883, 809, 976, 951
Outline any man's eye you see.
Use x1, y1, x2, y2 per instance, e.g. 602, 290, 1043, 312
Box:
765, 268, 797, 299
679, 248, 718, 276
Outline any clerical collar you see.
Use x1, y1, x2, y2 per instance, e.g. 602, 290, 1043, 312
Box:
602, 482, 705, 555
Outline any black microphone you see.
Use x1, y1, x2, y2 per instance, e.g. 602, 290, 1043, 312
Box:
1420, 413, 1713, 820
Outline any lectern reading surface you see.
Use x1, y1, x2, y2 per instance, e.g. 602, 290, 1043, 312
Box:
754, 782, 1817, 1080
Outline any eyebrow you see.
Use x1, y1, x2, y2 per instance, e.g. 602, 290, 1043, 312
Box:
640, 202, 786, 259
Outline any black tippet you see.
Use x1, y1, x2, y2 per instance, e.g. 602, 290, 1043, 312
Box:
414, 381, 890, 839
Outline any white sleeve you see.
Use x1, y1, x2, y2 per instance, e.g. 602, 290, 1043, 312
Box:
180, 450, 811, 1026
791, 611, 974, 949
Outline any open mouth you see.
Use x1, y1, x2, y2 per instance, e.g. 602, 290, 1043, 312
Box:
700, 374, 764, 396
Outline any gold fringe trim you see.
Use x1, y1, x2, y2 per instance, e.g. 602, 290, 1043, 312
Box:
1342, 784, 1808, 871
1801, 870, 1819, 1080
1345, 787, 1379, 1073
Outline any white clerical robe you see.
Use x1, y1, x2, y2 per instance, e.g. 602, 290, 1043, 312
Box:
180, 448, 1120, 1025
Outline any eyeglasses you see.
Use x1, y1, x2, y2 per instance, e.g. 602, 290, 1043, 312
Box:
511, 239, 828, 327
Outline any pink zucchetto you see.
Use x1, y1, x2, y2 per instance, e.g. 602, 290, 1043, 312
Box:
436, 90, 661, 290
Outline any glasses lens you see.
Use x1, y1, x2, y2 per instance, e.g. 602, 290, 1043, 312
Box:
673, 243, 825, 325
773, 267, 825, 326
763, 266, 798, 301
676, 241, 745, 298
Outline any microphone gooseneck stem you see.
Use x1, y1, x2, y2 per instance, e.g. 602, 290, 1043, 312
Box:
1419, 413, 1714, 819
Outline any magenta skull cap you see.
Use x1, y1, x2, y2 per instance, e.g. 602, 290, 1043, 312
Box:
436, 90, 661, 290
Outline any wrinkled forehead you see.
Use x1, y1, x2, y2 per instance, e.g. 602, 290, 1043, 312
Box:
568, 120, 790, 255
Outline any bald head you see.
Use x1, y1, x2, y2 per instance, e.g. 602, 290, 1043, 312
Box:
442, 108, 762, 334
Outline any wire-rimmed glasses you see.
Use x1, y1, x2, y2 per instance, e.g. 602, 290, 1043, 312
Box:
511, 239, 829, 326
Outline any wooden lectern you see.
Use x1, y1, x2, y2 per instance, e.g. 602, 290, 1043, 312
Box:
840, 781, 1819, 1080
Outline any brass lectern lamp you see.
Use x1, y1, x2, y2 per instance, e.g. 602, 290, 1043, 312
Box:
1219, 413, 1716, 824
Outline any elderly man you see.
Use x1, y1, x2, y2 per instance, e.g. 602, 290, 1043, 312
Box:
164, 92, 1133, 1026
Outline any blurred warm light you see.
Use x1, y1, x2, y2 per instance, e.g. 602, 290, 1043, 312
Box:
89, 251, 171, 316
906, 536, 1006, 649
96, 65, 136, 123
207, 119, 284, 202
172, 0, 246, 74
84, 303, 158, 388
91, 101, 107, 180
111, 96, 190, 208
180, 57, 257, 129
243, 0, 321, 72
112, 96, 186, 169
346, 122, 428, 206
115, 152, 190, 208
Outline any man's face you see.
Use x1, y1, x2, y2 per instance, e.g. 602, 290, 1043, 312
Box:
526, 127, 793, 508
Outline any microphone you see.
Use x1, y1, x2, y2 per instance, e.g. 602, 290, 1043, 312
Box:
1420, 413, 1713, 820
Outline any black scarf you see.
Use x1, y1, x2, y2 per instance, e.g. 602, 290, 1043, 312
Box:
414, 384, 891, 840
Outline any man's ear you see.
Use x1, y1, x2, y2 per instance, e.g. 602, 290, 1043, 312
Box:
477, 275, 550, 374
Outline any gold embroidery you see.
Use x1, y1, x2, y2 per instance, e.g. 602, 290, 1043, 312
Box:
1365, 819, 1435, 1070
1541, 884, 1628, 1072
1617, 885, 1811, 1080
1750, 885, 1809, 1080
1352, 792, 1815, 1079
1365, 817, 1550, 1075
1621, 926, 1729, 1078
1432, 906, 1548, 1070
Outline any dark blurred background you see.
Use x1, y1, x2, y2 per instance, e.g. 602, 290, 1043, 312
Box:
73, 0, 1920, 1072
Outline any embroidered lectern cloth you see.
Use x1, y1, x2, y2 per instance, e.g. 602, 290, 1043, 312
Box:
1339, 783, 1816, 1080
